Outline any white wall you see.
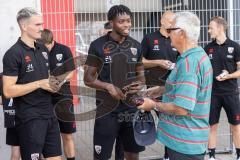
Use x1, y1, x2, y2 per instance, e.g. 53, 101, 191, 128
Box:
0, 0, 40, 159
0, 0, 41, 72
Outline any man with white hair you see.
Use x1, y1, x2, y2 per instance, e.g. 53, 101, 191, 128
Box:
138, 12, 213, 160
141, 11, 178, 160
2, 8, 62, 160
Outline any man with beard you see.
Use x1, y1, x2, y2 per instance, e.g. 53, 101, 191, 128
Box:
84, 5, 145, 160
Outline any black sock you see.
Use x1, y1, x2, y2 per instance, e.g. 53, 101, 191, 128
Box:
164, 146, 169, 158
67, 157, 75, 160
236, 148, 240, 159
208, 148, 215, 158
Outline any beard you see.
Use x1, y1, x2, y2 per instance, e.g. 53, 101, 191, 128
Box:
115, 29, 129, 37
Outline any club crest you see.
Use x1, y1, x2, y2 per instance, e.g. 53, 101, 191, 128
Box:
42, 52, 48, 60
95, 145, 102, 154
31, 153, 40, 160
56, 54, 63, 61
228, 47, 234, 54
130, 47, 137, 56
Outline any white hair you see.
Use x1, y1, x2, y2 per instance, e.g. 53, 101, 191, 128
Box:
174, 12, 200, 42
17, 7, 41, 24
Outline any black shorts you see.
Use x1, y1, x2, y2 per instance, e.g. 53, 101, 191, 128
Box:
58, 120, 76, 134
17, 118, 62, 160
93, 111, 145, 160
53, 98, 76, 134
166, 147, 205, 160
6, 128, 19, 146
209, 94, 240, 125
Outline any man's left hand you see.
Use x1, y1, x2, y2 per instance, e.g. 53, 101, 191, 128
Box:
216, 70, 231, 81
137, 98, 156, 111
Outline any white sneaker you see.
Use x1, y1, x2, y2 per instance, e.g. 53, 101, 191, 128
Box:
163, 158, 169, 160
209, 157, 215, 160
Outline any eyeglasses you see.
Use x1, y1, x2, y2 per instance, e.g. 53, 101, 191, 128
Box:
166, 27, 181, 34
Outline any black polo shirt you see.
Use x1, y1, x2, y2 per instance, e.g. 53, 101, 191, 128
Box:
204, 38, 240, 95
3, 38, 54, 123
141, 30, 178, 86
85, 32, 142, 113
48, 42, 75, 101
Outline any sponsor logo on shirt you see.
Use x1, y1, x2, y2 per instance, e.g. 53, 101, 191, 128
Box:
56, 63, 63, 66
208, 48, 214, 59
103, 47, 110, 55
56, 54, 63, 61
153, 39, 160, 51
236, 115, 240, 121
8, 98, 13, 107
103, 47, 112, 63
228, 47, 234, 54
26, 64, 34, 72
104, 56, 112, 63
227, 55, 233, 59
208, 48, 214, 53
4, 109, 15, 116
131, 58, 137, 62
25, 55, 31, 63
209, 54, 213, 59
153, 45, 159, 51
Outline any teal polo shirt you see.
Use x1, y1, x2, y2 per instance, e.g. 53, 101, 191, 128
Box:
157, 47, 213, 155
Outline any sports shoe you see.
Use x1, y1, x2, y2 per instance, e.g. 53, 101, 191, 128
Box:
209, 157, 215, 160
163, 158, 169, 160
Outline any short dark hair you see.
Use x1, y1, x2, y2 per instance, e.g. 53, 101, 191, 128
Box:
104, 22, 112, 29
38, 28, 53, 44
107, 5, 132, 21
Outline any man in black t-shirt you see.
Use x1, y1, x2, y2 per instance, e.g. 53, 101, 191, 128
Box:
100, 22, 125, 160
39, 28, 76, 160
84, 5, 145, 160
141, 11, 178, 160
2, 8, 62, 160
141, 11, 178, 88
204, 16, 240, 160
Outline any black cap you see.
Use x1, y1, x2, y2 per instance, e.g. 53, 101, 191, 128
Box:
133, 110, 156, 146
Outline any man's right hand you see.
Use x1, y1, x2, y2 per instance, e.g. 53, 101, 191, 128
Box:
38, 79, 60, 93
158, 60, 173, 70
106, 84, 125, 100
